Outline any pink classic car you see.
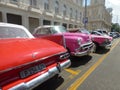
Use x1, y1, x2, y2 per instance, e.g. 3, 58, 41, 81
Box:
0, 23, 71, 90
33, 26, 93, 57
69, 28, 113, 52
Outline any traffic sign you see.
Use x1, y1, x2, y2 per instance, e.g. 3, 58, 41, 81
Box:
83, 17, 88, 24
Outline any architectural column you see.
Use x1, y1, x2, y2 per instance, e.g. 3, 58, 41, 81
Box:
40, 17, 43, 26
2, 11, 7, 23
67, 23, 69, 28
51, 20, 54, 25
22, 15, 29, 29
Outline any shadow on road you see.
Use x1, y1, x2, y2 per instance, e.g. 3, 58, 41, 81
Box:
33, 75, 64, 90
70, 55, 92, 68
95, 47, 110, 54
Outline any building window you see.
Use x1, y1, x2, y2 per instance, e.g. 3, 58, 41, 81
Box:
63, 4, 67, 16
30, 0, 37, 7
44, 0, 49, 10
69, 24, 73, 28
55, 0, 59, 14
70, 8, 73, 18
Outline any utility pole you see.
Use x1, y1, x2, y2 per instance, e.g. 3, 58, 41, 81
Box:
84, 0, 87, 29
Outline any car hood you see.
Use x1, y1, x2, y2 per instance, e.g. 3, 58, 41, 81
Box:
63, 32, 91, 44
0, 38, 66, 71
91, 34, 113, 41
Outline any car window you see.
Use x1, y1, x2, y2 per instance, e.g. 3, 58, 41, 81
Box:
0, 27, 29, 38
52, 26, 67, 34
36, 28, 51, 35
80, 29, 90, 34
91, 31, 102, 35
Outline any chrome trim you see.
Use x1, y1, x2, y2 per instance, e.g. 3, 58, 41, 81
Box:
62, 34, 66, 48
81, 42, 93, 47
59, 53, 70, 60
72, 43, 93, 57
100, 43, 112, 49
8, 59, 71, 90
81, 43, 93, 50
60, 59, 71, 69
73, 49, 91, 57
0, 51, 67, 74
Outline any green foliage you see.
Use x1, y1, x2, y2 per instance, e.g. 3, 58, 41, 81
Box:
111, 23, 120, 32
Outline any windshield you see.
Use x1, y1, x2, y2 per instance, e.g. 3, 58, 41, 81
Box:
52, 26, 67, 34
0, 27, 29, 38
80, 29, 91, 34
91, 31, 103, 36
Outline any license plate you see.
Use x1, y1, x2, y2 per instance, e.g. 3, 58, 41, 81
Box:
20, 63, 46, 78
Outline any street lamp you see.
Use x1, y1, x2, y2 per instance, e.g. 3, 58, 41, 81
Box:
84, 0, 87, 29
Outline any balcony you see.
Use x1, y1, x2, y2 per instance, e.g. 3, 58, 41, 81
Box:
54, 13, 63, 20
9, 0, 19, 4
42, 10, 54, 17
0, 0, 29, 10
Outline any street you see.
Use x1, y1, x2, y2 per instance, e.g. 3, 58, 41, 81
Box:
34, 38, 120, 90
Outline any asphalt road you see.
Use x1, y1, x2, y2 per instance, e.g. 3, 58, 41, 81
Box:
34, 38, 120, 90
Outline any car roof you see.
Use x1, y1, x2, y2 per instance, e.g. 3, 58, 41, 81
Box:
0, 22, 25, 29
0, 22, 34, 38
36, 25, 61, 29
33, 25, 62, 34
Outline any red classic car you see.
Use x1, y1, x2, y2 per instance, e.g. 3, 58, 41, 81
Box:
0, 23, 71, 90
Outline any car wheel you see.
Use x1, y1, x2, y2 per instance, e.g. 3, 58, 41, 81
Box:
92, 43, 97, 53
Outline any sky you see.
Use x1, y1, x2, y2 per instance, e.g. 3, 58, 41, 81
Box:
106, 0, 120, 24
83, 0, 91, 6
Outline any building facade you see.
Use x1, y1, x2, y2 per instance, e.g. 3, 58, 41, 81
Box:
82, 0, 112, 31
0, 0, 112, 32
0, 0, 84, 33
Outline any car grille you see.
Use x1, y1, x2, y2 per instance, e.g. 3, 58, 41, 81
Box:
81, 42, 93, 51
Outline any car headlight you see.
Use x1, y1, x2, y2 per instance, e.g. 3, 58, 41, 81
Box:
105, 38, 109, 42
91, 37, 94, 41
77, 38, 81, 46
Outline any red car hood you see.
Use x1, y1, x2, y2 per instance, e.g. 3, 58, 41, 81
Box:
0, 38, 66, 71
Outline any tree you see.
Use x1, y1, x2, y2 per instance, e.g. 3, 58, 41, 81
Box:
111, 23, 120, 32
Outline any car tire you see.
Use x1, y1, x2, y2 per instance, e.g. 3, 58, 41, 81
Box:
92, 43, 97, 53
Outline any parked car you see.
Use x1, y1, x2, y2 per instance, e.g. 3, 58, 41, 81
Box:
91, 31, 112, 40
0, 23, 71, 90
91, 31, 108, 36
108, 32, 120, 38
68, 28, 112, 52
96, 29, 108, 35
33, 25, 93, 57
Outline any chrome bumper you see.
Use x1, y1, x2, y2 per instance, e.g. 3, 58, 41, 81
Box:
73, 43, 93, 57
8, 59, 71, 90
73, 49, 91, 57
100, 43, 112, 49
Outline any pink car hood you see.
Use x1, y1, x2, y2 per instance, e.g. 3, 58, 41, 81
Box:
91, 34, 113, 41
63, 32, 91, 44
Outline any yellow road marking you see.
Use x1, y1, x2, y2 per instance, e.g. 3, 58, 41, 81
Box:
65, 69, 81, 75
68, 75, 74, 79
68, 39, 120, 90
76, 69, 81, 73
